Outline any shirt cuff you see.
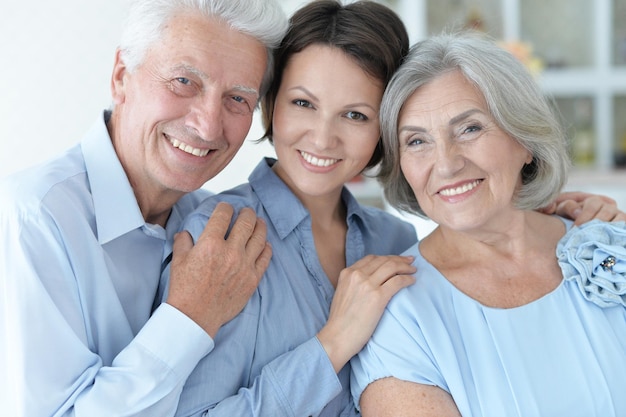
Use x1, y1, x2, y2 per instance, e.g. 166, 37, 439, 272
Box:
135, 303, 214, 381
266, 337, 342, 414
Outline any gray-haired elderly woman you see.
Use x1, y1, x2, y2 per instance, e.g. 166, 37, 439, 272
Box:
350, 32, 626, 417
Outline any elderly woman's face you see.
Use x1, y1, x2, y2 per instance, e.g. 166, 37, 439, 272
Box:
397, 70, 532, 231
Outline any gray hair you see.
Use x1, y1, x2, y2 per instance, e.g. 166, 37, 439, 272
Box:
379, 32, 570, 217
118, 0, 288, 99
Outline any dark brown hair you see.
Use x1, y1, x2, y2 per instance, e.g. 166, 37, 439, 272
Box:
260, 0, 409, 169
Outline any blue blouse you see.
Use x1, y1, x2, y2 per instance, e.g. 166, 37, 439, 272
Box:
174, 158, 418, 417
351, 218, 626, 416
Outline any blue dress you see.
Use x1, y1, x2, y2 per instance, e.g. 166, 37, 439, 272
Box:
351, 219, 626, 416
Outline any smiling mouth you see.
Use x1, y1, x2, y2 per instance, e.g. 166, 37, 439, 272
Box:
300, 150, 339, 167
439, 180, 482, 197
169, 137, 210, 157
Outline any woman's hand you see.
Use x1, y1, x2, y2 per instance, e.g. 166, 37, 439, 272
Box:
541, 191, 626, 225
317, 254, 416, 373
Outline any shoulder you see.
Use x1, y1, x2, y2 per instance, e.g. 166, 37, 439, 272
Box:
384, 243, 456, 319
0, 145, 87, 218
557, 219, 626, 308
356, 205, 418, 253
183, 183, 260, 240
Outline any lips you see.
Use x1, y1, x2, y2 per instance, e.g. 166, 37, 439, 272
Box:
169, 137, 210, 157
300, 150, 339, 167
438, 179, 482, 197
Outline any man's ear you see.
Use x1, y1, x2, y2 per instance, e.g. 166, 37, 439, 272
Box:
111, 49, 128, 105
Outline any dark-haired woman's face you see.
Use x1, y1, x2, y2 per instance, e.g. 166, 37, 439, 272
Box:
270, 44, 383, 203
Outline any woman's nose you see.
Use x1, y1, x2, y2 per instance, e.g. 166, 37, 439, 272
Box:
434, 142, 465, 177
309, 118, 339, 150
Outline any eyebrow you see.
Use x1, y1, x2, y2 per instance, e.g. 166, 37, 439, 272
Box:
233, 84, 260, 100
173, 64, 260, 99
399, 108, 484, 134
449, 108, 483, 125
174, 64, 208, 79
288, 86, 319, 102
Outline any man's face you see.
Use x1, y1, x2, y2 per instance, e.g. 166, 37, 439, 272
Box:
110, 13, 267, 200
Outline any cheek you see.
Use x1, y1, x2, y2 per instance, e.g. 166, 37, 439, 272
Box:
354, 131, 380, 158
226, 114, 254, 148
400, 154, 428, 193
271, 105, 302, 146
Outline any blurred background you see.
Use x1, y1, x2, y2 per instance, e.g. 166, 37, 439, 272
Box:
2, 0, 625, 237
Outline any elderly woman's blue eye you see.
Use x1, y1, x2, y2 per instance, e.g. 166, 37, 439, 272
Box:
176, 77, 191, 85
407, 137, 424, 146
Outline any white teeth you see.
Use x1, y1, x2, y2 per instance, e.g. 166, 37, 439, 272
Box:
439, 180, 481, 197
170, 138, 210, 157
300, 151, 339, 167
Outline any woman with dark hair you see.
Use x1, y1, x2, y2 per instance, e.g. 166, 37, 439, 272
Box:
174, 2, 416, 416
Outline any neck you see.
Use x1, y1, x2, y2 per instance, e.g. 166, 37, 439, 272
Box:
423, 211, 564, 266
133, 185, 180, 227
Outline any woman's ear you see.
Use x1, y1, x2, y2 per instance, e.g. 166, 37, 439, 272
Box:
525, 150, 534, 165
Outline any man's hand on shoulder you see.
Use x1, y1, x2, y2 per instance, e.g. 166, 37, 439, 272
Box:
166, 202, 272, 337
545, 191, 626, 225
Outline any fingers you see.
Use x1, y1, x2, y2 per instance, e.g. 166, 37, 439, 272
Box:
166, 204, 271, 337
254, 242, 273, 279
346, 254, 416, 287
554, 200, 584, 223
172, 230, 193, 254
555, 195, 624, 225
244, 215, 269, 261
196, 202, 234, 242
196, 203, 268, 266
537, 201, 557, 215
553, 191, 593, 205
612, 211, 626, 222
553, 191, 614, 205
319, 254, 417, 372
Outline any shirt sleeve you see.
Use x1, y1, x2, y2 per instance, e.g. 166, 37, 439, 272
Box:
350, 299, 445, 412
192, 338, 342, 417
0, 203, 213, 417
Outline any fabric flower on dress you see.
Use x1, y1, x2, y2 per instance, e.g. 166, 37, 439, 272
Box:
557, 219, 626, 308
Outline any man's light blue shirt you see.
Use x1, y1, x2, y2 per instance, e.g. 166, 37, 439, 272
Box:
0, 112, 213, 416
174, 158, 418, 417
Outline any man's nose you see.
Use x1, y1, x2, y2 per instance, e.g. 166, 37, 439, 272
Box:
186, 93, 224, 140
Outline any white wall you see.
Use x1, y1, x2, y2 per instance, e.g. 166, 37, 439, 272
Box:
1, 1, 124, 179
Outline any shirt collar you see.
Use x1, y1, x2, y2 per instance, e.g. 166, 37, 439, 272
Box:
81, 111, 146, 244
249, 157, 366, 239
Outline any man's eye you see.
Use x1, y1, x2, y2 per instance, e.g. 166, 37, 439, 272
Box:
175, 77, 191, 85
225, 96, 253, 115
168, 77, 197, 97
346, 111, 367, 121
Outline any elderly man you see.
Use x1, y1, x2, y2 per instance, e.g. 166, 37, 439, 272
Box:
0, 0, 287, 415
